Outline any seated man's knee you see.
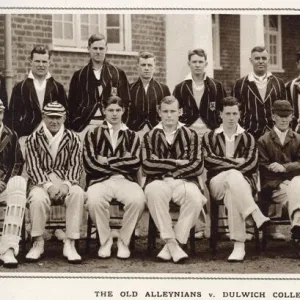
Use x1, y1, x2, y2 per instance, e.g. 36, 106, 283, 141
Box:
69, 185, 85, 201
145, 181, 168, 200
226, 169, 245, 186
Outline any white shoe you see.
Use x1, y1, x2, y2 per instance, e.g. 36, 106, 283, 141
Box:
98, 237, 113, 258
0, 249, 18, 268
194, 231, 204, 239
26, 240, 44, 262
167, 241, 188, 263
157, 244, 171, 261
63, 239, 81, 264
268, 232, 286, 241
246, 233, 253, 241
117, 239, 130, 259
228, 242, 245, 262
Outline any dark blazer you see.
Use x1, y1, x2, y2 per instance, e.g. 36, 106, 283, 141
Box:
0, 125, 23, 183
4, 77, 68, 138
173, 76, 226, 129
68, 60, 131, 132
128, 77, 170, 131
286, 78, 300, 130
141, 124, 203, 188
202, 127, 258, 192
232, 74, 287, 139
83, 121, 140, 187
257, 128, 300, 191
0, 75, 8, 109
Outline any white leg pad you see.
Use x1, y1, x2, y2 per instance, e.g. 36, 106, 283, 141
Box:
0, 176, 27, 256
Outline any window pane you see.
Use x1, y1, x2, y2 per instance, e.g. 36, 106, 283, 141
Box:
107, 28, 120, 43
53, 23, 63, 39
64, 23, 73, 39
269, 15, 278, 29
81, 25, 89, 41
212, 14, 216, 24
64, 14, 73, 22
90, 14, 98, 25
107, 14, 120, 27
81, 14, 88, 24
53, 14, 62, 21
90, 25, 99, 35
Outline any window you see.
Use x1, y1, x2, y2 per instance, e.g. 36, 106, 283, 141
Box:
264, 15, 282, 71
212, 14, 221, 69
53, 14, 132, 52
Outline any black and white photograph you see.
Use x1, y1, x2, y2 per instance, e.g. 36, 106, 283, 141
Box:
1, 3, 300, 299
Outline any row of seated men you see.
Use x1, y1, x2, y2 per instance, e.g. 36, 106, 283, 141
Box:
1, 94, 300, 270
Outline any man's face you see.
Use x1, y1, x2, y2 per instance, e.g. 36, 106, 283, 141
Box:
30, 53, 50, 79
272, 113, 292, 132
0, 110, 4, 124
43, 114, 65, 134
88, 40, 107, 65
220, 105, 240, 130
188, 54, 207, 77
250, 50, 269, 76
104, 103, 124, 126
137, 57, 155, 80
158, 101, 181, 127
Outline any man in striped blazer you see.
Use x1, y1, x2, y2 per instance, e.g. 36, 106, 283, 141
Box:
84, 96, 145, 259
25, 102, 85, 264
68, 33, 131, 140
202, 96, 270, 262
0, 99, 26, 268
127, 51, 170, 137
142, 95, 207, 263
233, 46, 287, 140
5, 46, 68, 155
286, 51, 300, 130
173, 48, 226, 137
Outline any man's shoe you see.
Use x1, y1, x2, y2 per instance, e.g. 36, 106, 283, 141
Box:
157, 244, 172, 261
63, 239, 82, 264
252, 210, 270, 230
194, 231, 204, 240
228, 242, 245, 262
117, 239, 130, 259
26, 240, 44, 262
98, 237, 113, 259
167, 241, 188, 263
0, 249, 18, 269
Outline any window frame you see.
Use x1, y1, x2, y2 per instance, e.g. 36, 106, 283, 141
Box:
212, 14, 222, 70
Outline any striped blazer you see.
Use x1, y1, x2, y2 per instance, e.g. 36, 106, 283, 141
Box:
286, 77, 300, 130
0, 125, 23, 183
25, 126, 82, 187
4, 77, 68, 138
232, 74, 287, 139
141, 124, 203, 187
68, 60, 131, 132
83, 121, 141, 186
128, 77, 170, 131
173, 77, 226, 129
202, 128, 258, 192
0, 75, 8, 109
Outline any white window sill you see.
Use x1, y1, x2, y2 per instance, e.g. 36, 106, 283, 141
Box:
269, 67, 285, 73
53, 46, 138, 57
213, 65, 223, 71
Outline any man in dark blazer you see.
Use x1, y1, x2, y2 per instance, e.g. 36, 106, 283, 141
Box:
233, 46, 287, 140
286, 51, 300, 130
5, 45, 67, 155
173, 48, 226, 137
0, 75, 8, 109
128, 51, 170, 137
68, 33, 131, 140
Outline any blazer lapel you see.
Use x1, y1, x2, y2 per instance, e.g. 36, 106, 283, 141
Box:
264, 78, 275, 102
282, 129, 294, 148
270, 129, 284, 148
247, 80, 264, 104
56, 130, 70, 157
216, 133, 226, 157
44, 78, 55, 105
27, 79, 41, 109
37, 127, 53, 160
0, 127, 11, 153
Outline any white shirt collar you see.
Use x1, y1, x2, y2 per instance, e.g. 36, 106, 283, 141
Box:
274, 125, 289, 141
215, 123, 245, 136
184, 72, 207, 82
106, 121, 128, 131
248, 71, 272, 82
155, 121, 185, 133
28, 70, 51, 82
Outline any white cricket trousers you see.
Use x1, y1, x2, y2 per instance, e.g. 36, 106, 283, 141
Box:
86, 177, 146, 246
209, 169, 260, 242
145, 178, 207, 244
28, 183, 85, 240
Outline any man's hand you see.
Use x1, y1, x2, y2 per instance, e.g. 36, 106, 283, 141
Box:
176, 159, 189, 166
97, 155, 109, 164
0, 181, 6, 193
123, 152, 132, 158
150, 154, 159, 160
56, 184, 70, 205
48, 185, 60, 203
235, 157, 246, 164
268, 162, 286, 173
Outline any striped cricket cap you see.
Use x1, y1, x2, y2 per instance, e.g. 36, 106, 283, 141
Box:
0, 99, 5, 111
43, 101, 66, 116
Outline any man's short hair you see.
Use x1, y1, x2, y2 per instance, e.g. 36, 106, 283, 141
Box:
30, 45, 51, 60
138, 51, 156, 63
158, 96, 180, 109
251, 46, 268, 54
88, 33, 107, 47
188, 48, 207, 61
104, 96, 125, 109
296, 51, 300, 63
220, 96, 240, 111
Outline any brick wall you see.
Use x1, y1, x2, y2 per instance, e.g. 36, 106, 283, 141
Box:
214, 15, 240, 94
0, 15, 4, 71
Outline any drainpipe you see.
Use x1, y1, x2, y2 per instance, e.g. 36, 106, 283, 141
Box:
4, 14, 13, 103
